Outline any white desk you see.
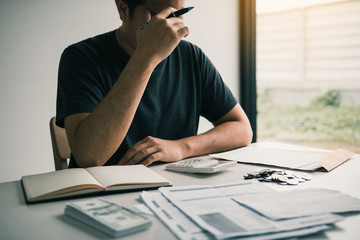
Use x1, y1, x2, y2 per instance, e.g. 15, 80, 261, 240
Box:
1, 142, 359, 240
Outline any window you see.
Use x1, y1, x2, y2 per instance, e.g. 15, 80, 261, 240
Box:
256, 0, 360, 153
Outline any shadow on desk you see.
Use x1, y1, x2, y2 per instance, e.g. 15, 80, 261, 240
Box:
57, 214, 110, 239
165, 168, 234, 179
15, 181, 27, 205
298, 227, 335, 240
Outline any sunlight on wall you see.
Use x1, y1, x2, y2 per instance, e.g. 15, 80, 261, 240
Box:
257, 0, 347, 13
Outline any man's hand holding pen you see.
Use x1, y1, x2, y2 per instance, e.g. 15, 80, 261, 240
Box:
134, 7, 192, 66
140, 6, 194, 30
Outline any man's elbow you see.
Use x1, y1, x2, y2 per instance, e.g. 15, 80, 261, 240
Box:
71, 149, 106, 168
238, 121, 253, 147
244, 125, 253, 146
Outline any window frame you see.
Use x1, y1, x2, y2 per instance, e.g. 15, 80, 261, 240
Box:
239, 0, 257, 142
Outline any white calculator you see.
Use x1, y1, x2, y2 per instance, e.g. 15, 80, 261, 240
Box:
165, 156, 237, 173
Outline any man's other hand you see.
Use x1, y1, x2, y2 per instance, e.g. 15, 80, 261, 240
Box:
118, 136, 187, 166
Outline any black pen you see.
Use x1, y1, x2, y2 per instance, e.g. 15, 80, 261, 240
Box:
140, 7, 194, 30
167, 6, 194, 18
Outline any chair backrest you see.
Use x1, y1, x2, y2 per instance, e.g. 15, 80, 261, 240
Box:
49, 117, 71, 170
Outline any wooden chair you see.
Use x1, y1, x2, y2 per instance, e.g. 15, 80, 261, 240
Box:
49, 117, 70, 170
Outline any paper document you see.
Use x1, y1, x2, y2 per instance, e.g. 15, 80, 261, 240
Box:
232, 188, 360, 220
158, 180, 343, 239
211, 143, 353, 171
140, 190, 332, 240
140, 191, 211, 240
211, 145, 324, 171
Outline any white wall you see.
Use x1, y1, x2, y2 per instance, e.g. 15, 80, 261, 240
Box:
0, 0, 239, 182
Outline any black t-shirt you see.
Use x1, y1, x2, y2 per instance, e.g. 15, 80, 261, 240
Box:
56, 29, 237, 167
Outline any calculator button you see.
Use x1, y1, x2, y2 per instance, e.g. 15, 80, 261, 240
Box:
165, 157, 236, 173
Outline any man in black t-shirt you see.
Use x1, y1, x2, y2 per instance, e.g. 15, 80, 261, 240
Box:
56, 0, 253, 168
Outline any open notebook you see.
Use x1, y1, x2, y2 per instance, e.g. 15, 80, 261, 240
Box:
21, 165, 171, 203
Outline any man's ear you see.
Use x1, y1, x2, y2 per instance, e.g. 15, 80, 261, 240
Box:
115, 0, 129, 22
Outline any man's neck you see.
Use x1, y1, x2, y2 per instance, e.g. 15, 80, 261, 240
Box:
117, 27, 136, 56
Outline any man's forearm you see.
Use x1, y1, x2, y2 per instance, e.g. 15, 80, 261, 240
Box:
65, 56, 157, 167
180, 120, 253, 159
180, 103, 253, 158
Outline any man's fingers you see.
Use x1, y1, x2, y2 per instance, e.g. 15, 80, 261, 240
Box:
118, 140, 151, 165
167, 16, 183, 24
177, 25, 189, 38
157, 7, 176, 19
125, 146, 159, 165
118, 136, 161, 165
141, 152, 162, 166
140, 8, 174, 30
139, 10, 152, 30
118, 136, 184, 166
166, 17, 188, 37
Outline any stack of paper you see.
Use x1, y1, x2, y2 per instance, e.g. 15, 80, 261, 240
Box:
140, 180, 360, 240
211, 142, 354, 171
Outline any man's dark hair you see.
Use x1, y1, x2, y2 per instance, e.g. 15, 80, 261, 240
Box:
123, 0, 146, 18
